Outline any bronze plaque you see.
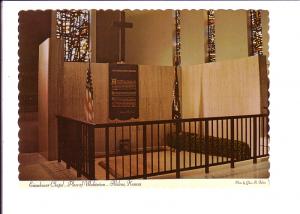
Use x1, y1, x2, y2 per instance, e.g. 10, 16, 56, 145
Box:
109, 64, 139, 120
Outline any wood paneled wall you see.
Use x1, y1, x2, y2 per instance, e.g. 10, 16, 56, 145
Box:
38, 38, 64, 160
202, 56, 261, 117
38, 39, 50, 158
181, 55, 265, 140
258, 56, 269, 114
181, 64, 203, 118
181, 55, 262, 118
62, 63, 174, 122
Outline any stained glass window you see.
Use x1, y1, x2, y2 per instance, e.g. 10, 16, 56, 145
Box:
248, 10, 263, 56
207, 9, 216, 62
56, 10, 89, 62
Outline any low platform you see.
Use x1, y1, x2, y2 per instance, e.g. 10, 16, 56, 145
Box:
95, 149, 269, 179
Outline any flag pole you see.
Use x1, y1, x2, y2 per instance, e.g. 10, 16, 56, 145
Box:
172, 10, 181, 121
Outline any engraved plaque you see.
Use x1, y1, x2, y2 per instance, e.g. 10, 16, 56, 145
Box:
109, 64, 139, 120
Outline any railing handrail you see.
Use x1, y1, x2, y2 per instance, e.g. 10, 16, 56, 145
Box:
94, 114, 268, 128
57, 113, 268, 128
56, 115, 96, 126
57, 114, 268, 128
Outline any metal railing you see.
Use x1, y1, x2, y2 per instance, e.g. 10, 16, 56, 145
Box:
57, 114, 269, 180
57, 116, 95, 179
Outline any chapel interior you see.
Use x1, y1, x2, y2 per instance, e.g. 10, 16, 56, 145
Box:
18, 9, 270, 180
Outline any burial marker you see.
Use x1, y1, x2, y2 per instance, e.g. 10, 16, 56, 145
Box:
109, 63, 139, 120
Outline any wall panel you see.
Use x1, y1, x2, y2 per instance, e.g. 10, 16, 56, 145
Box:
38, 37, 63, 160
125, 10, 173, 66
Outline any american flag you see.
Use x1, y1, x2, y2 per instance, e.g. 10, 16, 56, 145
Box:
172, 66, 181, 120
84, 55, 94, 122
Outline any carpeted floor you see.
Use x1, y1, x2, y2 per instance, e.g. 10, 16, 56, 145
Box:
19, 153, 85, 180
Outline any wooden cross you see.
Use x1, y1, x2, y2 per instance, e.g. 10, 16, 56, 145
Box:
114, 11, 133, 62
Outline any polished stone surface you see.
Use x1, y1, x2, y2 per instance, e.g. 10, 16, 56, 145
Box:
95, 150, 269, 179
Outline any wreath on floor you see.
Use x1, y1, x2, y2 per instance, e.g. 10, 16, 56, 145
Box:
167, 132, 251, 161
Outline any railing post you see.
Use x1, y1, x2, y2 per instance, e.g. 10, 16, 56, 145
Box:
230, 119, 235, 168
57, 117, 62, 163
105, 127, 110, 180
143, 125, 147, 179
176, 120, 180, 178
66, 120, 71, 169
205, 120, 209, 173
267, 115, 270, 155
253, 117, 257, 164
77, 122, 82, 177
88, 125, 95, 180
